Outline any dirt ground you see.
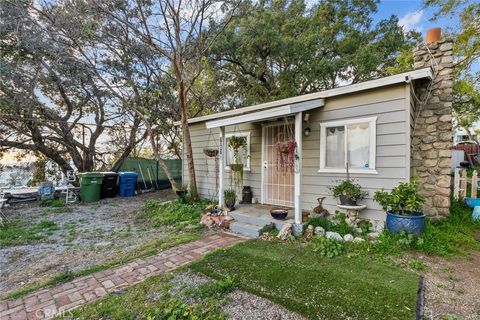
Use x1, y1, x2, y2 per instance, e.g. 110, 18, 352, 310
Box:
421, 250, 480, 320
0, 190, 175, 297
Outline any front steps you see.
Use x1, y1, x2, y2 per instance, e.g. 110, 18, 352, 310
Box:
228, 210, 295, 238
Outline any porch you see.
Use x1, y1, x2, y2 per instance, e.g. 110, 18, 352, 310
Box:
229, 204, 296, 238
208, 99, 325, 226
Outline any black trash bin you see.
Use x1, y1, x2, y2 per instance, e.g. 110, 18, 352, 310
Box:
100, 172, 118, 198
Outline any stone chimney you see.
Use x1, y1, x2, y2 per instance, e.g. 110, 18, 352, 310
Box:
412, 28, 454, 218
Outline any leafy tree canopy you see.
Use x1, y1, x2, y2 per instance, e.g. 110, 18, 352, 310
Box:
207, 0, 421, 107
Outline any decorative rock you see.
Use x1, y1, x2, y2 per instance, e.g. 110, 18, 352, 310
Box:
277, 223, 292, 241
367, 232, 380, 240
304, 225, 314, 241
314, 226, 326, 236
353, 237, 365, 243
326, 231, 343, 241
343, 234, 354, 242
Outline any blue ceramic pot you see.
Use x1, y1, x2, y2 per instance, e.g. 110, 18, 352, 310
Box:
386, 211, 425, 236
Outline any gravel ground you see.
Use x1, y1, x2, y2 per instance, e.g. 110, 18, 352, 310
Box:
421, 250, 480, 320
0, 190, 175, 297
168, 271, 305, 320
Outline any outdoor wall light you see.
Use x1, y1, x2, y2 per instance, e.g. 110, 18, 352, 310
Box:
304, 127, 311, 137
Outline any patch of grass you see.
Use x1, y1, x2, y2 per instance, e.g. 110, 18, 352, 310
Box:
63, 274, 227, 320
0, 220, 59, 247
39, 199, 66, 207
190, 240, 419, 320
140, 199, 210, 227
407, 259, 426, 271
186, 275, 236, 299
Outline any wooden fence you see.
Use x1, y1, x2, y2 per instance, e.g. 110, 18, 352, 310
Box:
452, 144, 480, 166
453, 168, 478, 200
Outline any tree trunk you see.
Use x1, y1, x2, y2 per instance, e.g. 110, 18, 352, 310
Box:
144, 121, 178, 190
175, 62, 198, 201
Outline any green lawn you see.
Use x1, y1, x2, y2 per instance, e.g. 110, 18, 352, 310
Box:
191, 240, 419, 320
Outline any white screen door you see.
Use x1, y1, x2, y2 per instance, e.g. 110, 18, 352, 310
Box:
262, 123, 295, 207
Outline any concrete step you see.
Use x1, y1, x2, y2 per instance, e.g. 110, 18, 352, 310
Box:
229, 211, 293, 230
229, 221, 263, 238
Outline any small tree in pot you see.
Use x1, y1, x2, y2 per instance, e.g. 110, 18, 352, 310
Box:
224, 189, 237, 211
330, 180, 368, 206
374, 176, 426, 236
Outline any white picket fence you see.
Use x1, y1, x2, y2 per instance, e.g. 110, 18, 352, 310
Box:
453, 168, 478, 200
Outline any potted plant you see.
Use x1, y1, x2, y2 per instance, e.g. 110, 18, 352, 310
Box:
224, 189, 237, 211
174, 183, 188, 204
373, 176, 426, 236
329, 180, 368, 206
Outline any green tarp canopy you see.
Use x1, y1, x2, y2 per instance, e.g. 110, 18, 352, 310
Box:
112, 157, 181, 190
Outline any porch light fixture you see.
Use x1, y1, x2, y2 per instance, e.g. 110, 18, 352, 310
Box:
304, 127, 311, 137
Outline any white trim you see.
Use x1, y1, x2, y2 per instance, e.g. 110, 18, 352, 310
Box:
219, 126, 226, 207
317, 168, 379, 174
404, 84, 412, 182
319, 116, 378, 173
294, 112, 303, 224
205, 99, 324, 129
222, 131, 251, 170
261, 126, 266, 204
175, 68, 433, 126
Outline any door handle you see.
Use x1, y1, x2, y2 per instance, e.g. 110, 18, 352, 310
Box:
263, 161, 268, 168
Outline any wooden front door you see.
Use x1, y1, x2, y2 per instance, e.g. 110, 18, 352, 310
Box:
262, 123, 295, 207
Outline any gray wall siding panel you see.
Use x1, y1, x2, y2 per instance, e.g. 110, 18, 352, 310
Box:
185, 84, 410, 226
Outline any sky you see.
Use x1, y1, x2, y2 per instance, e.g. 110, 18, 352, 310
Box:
377, 0, 459, 38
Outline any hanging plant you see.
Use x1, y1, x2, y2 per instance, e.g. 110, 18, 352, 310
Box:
203, 148, 219, 158
227, 135, 247, 164
230, 165, 243, 188
275, 138, 296, 170
274, 119, 297, 171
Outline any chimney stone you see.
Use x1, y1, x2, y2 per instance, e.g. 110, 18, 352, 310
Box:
412, 33, 454, 218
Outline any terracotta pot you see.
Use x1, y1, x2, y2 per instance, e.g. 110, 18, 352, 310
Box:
426, 27, 441, 43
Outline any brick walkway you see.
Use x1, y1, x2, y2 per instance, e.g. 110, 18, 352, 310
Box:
0, 233, 245, 320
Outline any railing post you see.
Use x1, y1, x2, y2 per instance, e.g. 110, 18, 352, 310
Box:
472, 170, 478, 199
454, 167, 460, 200
460, 169, 467, 200
219, 126, 226, 208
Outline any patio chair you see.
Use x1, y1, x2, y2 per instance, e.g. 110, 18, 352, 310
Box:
0, 190, 8, 226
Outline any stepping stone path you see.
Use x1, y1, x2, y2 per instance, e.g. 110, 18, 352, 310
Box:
0, 233, 245, 320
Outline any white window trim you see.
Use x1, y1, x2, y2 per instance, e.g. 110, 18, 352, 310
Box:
318, 116, 378, 174
222, 131, 251, 171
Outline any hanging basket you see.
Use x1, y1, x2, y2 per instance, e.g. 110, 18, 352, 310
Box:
203, 148, 219, 158
230, 164, 244, 172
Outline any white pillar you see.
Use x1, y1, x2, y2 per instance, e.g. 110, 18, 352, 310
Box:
219, 126, 226, 208
294, 112, 303, 224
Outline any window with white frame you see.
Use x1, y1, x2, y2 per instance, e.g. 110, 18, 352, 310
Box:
223, 132, 251, 170
319, 117, 377, 174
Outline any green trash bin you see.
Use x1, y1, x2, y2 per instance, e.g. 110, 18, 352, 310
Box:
79, 172, 104, 202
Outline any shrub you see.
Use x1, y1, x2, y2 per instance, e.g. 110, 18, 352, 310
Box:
304, 212, 356, 236
374, 176, 425, 215
141, 199, 211, 227
310, 237, 345, 258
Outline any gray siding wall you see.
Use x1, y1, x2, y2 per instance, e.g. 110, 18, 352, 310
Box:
183, 122, 263, 200
184, 83, 411, 226
301, 84, 411, 226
